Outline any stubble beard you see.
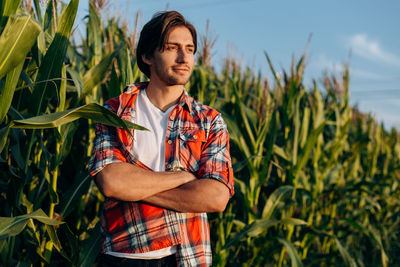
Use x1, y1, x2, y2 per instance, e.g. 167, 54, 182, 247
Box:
155, 64, 191, 86
165, 75, 190, 86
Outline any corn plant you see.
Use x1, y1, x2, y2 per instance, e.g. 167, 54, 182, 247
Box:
0, 0, 144, 265
0, 1, 399, 266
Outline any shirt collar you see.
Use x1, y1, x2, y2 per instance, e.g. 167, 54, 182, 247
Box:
177, 88, 193, 113
124, 82, 193, 113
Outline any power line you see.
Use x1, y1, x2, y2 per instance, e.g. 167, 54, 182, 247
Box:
169, 0, 259, 10
123, 0, 259, 12
351, 89, 400, 93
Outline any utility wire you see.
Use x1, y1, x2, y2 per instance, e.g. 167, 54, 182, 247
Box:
351, 89, 400, 93
123, 0, 258, 11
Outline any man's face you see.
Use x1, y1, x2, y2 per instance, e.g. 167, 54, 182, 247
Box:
145, 26, 195, 86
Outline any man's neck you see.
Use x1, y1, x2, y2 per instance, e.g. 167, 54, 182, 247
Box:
145, 80, 184, 112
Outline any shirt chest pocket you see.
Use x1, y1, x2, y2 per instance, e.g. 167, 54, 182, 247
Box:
178, 129, 207, 172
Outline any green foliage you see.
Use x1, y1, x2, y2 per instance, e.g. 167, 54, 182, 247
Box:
0, 15, 41, 80
30, 0, 79, 115
205, 52, 399, 266
0, 209, 63, 239
0, 1, 399, 266
10, 103, 146, 132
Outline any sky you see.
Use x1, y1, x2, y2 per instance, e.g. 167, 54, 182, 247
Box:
75, 0, 400, 130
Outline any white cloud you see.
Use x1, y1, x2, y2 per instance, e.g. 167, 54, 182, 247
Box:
308, 54, 400, 130
312, 54, 345, 73
311, 54, 384, 80
349, 68, 386, 80
354, 99, 400, 130
348, 34, 400, 66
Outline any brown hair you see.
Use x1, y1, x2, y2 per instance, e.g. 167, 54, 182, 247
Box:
136, 11, 197, 78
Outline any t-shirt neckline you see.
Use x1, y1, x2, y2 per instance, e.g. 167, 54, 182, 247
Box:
141, 89, 177, 115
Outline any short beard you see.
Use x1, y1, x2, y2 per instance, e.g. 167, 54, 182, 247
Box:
154, 65, 191, 86
164, 76, 190, 86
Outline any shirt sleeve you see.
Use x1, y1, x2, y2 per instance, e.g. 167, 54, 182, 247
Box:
88, 100, 127, 177
197, 113, 235, 197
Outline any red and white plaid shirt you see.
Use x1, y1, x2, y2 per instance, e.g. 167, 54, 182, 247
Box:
88, 82, 234, 266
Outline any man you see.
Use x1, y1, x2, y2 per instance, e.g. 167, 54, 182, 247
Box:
89, 11, 234, 267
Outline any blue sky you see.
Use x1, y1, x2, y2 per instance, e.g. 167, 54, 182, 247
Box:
75, 0, 400, 129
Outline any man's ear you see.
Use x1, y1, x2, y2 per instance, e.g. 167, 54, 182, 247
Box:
142, 54, 152, 66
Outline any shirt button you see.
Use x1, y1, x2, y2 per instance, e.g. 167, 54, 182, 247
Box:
167, 140, 172, 144
166, 164, 172, 169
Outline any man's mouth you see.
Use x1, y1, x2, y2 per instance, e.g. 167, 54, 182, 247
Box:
172, 66, 190, 73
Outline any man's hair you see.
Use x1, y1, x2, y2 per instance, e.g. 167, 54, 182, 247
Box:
136, 11, 197, 78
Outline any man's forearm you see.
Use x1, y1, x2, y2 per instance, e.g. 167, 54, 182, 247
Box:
143, 178, 230, 213
95, 162, 195, 202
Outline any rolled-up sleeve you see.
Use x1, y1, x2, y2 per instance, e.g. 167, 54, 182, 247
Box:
198, 113, 235, 197
88, 101, 126, 177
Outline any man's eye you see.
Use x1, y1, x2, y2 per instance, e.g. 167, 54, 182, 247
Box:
186, 47, 195, 54
166, 45, 178, 51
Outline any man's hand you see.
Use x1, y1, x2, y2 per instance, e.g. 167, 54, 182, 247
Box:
95, 162, 196, 202
143, 178, 230, 213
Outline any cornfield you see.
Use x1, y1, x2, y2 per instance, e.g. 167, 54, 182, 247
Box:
0, 0, 399, 266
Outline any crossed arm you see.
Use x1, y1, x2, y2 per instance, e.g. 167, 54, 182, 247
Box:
95, 162, 230, 213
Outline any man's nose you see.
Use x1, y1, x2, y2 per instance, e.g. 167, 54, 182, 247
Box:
176, 48, 189, 63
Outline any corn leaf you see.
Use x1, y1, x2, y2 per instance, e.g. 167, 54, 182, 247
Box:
293, 121, 326, 175
0, 209, 63, 239
11, 103, 148, 133
30, 0, 79, 114
32, 0, 42, 23
277, 237, 303, 267
58, 64, 67, 111
125, 47, 134, 85
280, 218, 308, 226
299, 107, 310, 148
46, 225, 62, 253
78, 223, 101, 267
55, 122, 78, 165
67, 67, 82, 95
232, 155, 264, 172
0, 62, 23, 123
20, 209, 63, 225
60, 174, 91, 218
0, 15, 41, 80
264, 51, 282, 88
0, 217, 28, 239
231, 82, 256, 150
222, 112, 252, 159
58, 224, 79, 263
273, 144, 290, 161
224, 219, 279, 248
334, 237, 358, 267
0, 0, 22, 28
368, 227, 389, 267
82, 51, 117, 96
262, 185, 293, 219
88, 2, 102, 65
224, 217, 307, 249
0, 124, 11, 153
1, 0, 21, 17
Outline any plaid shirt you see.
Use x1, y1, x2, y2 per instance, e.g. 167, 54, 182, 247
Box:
88, 82, 234, 266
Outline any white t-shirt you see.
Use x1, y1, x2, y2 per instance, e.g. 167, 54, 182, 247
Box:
133, 89, 176, 171
106, 89, 177, 259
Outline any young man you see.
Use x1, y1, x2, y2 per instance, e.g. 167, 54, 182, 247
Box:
89, 11, 234, 267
